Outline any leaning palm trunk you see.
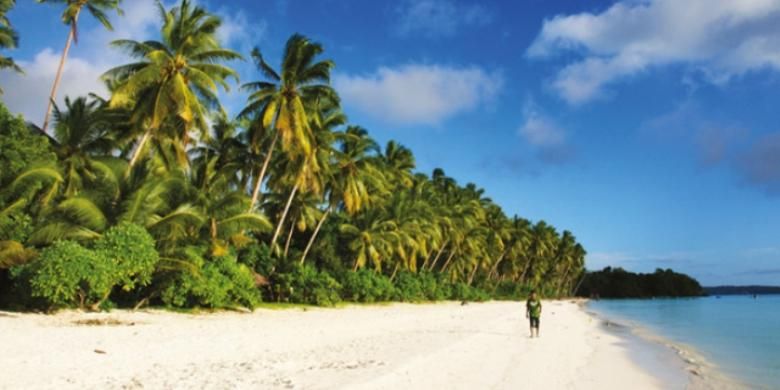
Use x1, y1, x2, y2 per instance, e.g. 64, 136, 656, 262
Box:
42, 12, 80, 134
467, 262, 479, 286
426, 240, 449, 271
440, 249, 457, 272
248, 131, 279, 211
127, 129, 152, 170
487, 250, 508, 280
570, 271, 587, 297
283, 217, 297, 258
270, 183, 299, 250
389, 263, 400, 282
556, 265, 572, 297
299, 206, 331, 265
518, 258, 533, 284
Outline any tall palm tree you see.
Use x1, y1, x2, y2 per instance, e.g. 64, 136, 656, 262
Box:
299, 126, 386, 264
37, 0, 123, 133
0, 0, 23, 89
103, 0, 240, 168
239, 34, 337, 210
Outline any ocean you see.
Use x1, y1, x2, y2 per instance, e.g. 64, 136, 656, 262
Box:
587, 295, 780, 389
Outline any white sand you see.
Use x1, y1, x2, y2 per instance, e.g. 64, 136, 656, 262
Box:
0, 301, 684, 389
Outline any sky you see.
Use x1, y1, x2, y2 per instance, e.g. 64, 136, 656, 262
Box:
1, 0, 779, 285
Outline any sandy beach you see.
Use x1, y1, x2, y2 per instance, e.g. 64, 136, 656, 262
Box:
0, 301, 690, 389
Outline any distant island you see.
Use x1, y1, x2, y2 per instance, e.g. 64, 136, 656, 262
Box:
704, 286, 780, 295
575, 267, 705, 298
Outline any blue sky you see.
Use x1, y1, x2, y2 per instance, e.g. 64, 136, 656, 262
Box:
2, 0, 779, 285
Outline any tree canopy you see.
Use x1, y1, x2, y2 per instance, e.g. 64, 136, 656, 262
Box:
0, 0, 587, 311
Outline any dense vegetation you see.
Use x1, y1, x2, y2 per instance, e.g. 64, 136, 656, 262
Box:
0, 0, 586, 311
575, 267, 704, 298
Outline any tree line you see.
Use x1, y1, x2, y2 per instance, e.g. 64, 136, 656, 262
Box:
575, 267, 705, 298
0, 0, 586, 310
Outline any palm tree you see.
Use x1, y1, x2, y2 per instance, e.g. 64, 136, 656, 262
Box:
51, 96, 120, 196
103, 0, 240, 168
299, 126, 387, 264
239, 34, 337, 210
0, 0, 23, 89
37, 0, 123, 133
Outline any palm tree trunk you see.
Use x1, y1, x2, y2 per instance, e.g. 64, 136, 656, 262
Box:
248, 131, 279, 211
270, 183, 298, 249
440, 249, 457, 272
421, 250, 434, 271
299, 207, 331, 265
42, 14, 79, 134
488, 250, 507, 280
467, 262, 479, 286
556, 264, 572, 297
426, 240, 448, 271
283, 217, 296, 258
128, 129, 152, 169
389, 263, 400, 282
571, 272, 587, 297
519, 258, 533, 284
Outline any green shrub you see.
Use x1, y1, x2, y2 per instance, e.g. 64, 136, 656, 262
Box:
272, 264, 342, 306
26, 223, 159, 310
237, 243, 275, 276
29, 241, 115, 309
94, 223, 159, 291
341, 269, 395, 303
450, 282, 490, 302
393, 271, 425, 302
160, 250, 260, 309
0, 102, 55, 187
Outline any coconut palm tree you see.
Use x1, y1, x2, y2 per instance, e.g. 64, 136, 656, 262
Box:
299, 126, 387, 264
0, 0, 23, 88
103, 0, 240, 168
51, 96, 121, 196
239, 34, 337, 210
37, 0, 123, 133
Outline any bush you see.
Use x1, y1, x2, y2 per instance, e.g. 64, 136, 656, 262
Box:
26, 223, 159, 310
237, 243, 275, 276
393, 271, 425, 302
341, 269, 395, 303
29, 241, 115, 309
271, 264, 342, 306
160, 249, 260, 309
450, 282, 490, 302
94, 223, 159, 292
0, 102, 55, 187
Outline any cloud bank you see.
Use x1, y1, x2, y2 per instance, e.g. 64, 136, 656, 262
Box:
527, 0, 780, 104
334, 64, 502, 126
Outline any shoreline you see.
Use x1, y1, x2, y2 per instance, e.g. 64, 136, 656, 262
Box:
1, 300, 707, 389
583, 301, 747, 389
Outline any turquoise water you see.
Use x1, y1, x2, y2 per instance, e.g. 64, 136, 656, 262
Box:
587, 295, 780, 389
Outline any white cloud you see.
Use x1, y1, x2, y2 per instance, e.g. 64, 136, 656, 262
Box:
519, 106, 565, 147
517, 101, 574, 164
334, 64, 502, 126
395, 0, 492, 38
527, 0, 780, 104
215, 7, 267, 52
0, 49, 107, 123
0, 0, 161, 125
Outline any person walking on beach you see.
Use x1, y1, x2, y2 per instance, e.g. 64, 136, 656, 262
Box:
526, 290, 542, 338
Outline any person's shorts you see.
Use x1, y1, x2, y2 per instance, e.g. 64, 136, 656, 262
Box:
529, 316, 540, 328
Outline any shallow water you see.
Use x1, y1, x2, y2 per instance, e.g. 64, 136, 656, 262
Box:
588, 295, 780, 389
